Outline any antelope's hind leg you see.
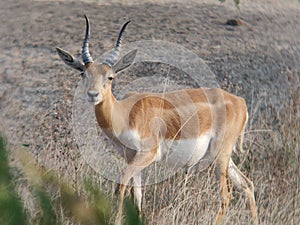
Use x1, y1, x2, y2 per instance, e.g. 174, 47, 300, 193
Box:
214, 159, 232, 225
228, 159, 259, 225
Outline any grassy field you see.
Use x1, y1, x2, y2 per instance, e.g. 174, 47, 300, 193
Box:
2, 62, 299, 225
0, 0, 299, 224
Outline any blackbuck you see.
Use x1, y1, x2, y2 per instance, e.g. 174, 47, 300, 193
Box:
56, 15, 259, 225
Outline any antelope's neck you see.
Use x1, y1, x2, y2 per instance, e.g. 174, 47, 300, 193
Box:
94, 92, 116, 130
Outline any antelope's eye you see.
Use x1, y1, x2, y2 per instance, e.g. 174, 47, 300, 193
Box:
108, 76, 113, 81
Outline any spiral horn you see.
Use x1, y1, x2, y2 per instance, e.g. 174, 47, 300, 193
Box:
103, 21, 131, 67
82, 15, 94, 64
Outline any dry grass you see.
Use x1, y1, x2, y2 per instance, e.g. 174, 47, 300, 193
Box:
0, 1, 299, 224
141, 68, 300, 225
3, 65, 299, 225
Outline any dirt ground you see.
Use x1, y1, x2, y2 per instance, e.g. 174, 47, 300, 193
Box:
0, 0, 299, 224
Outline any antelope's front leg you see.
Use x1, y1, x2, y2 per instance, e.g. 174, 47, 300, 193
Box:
132, 172, 142, 212
116, 149, 157, 225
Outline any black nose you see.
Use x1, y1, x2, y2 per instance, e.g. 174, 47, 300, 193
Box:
87, 90, 99, 98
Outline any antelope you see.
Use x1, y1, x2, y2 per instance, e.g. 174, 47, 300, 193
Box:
56, 15, 259, 225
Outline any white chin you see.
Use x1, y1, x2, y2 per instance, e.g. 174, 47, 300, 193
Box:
87, 97, 101, 105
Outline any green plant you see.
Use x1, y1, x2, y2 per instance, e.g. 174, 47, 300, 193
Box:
0, 135, 27, 225
0, 134, 143, 225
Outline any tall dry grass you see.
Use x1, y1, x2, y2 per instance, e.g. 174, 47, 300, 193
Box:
1, 63, 299, 224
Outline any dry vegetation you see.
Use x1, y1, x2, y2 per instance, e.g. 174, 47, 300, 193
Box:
0, 0, 299, 225
2, 60, 299, 225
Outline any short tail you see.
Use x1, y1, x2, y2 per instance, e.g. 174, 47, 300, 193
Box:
236, 112, 248, 154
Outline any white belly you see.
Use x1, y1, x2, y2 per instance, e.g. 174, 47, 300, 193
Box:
159, 133, 212, 168
115, 129, 212, 169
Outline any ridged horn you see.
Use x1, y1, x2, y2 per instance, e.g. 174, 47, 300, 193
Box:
82, 15, 94, 64
103, 21, 131, 67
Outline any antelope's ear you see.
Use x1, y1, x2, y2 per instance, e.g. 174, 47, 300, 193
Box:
56, 47, 85, 71
112, 49, 137, 74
